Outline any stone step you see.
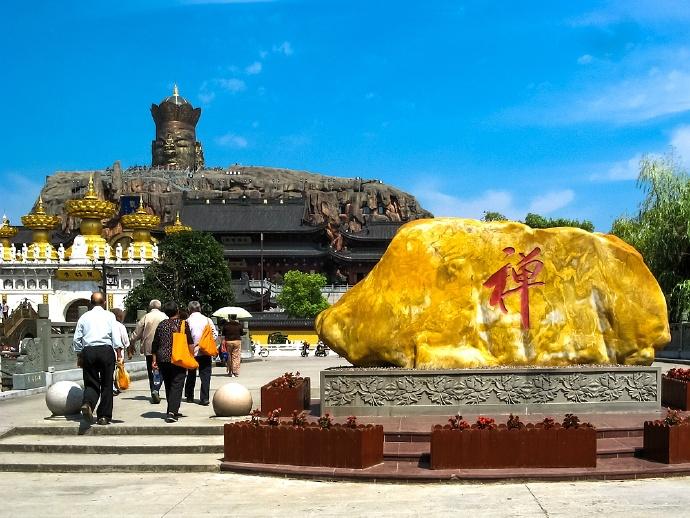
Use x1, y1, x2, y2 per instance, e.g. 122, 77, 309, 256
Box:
0, 433, 225, 454
3, 424, 225, 436
0, 452, 221, 473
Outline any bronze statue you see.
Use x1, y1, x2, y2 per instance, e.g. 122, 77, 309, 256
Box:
151, 85, 203, 170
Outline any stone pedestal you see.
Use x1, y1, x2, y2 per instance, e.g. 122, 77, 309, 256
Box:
320, 366, 662, 416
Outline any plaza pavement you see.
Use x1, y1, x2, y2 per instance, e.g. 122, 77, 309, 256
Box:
2, 357, 690, 517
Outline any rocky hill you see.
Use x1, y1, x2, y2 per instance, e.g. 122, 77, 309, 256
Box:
38, 161, 433, 241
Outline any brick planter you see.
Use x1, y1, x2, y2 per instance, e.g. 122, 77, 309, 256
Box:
661, 376, 690, 410
643, 422, 690, 464
261, 377, 311, 417
224, 422, 384, 468
430, 424, 597, 469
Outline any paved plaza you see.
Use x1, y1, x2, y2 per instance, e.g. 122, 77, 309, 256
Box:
1, 357, 690, 517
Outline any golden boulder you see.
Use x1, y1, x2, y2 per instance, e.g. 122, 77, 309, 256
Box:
316, 218, 670, 369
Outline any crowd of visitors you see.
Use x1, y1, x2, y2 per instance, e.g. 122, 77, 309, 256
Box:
72, 292, 238, 425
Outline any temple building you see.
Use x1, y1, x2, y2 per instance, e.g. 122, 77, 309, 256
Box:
0, 87, 432, 328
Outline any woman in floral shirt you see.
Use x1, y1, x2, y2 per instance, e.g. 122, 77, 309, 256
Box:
152, 301, 193, 423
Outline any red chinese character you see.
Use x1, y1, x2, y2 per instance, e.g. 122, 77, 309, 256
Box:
483, 246, 544, 329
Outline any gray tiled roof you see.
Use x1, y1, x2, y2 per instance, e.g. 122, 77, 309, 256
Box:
181, 202, 318, 233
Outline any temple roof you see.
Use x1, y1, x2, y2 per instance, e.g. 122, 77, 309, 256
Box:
223, 243, 327, 258
342, 221, 404, 242
328, 248, 385, 262
181, 200, 321, 234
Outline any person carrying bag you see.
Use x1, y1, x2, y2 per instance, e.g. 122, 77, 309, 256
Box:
151, 301, 194, 423
183, 301, 219, 406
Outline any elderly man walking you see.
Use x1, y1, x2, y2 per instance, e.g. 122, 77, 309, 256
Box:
131, 299, 167, 403
72, 292, 123, 425
183, 301, 218, 405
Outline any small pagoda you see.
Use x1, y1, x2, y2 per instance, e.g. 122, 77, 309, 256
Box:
20, 197, 61, 260
121, 197, 160, 260
64, 175, 117, 260
164, 212, 192, 235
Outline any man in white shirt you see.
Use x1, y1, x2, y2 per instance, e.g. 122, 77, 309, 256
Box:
72, 292, 123, 425
183, 300, 218, 406
130, 299, 167, 403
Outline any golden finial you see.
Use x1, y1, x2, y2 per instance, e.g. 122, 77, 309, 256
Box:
136, 195, 147, 214
175, 211, 181, 224
173, 84, 179, 96
1, 214, 8, 226
84, 175, 97, 200
35, 196, 46, 215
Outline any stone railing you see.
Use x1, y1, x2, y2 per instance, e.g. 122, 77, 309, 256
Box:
10, 304, 142, 390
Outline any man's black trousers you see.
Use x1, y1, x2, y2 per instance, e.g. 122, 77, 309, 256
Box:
81, 345, 115, 420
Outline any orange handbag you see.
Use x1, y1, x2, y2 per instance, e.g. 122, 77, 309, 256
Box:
171, 320, 199, 369
198, 319, 217, 357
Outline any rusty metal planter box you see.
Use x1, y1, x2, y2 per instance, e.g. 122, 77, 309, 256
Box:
224, 422, 384, 468
429, 424, 597, 469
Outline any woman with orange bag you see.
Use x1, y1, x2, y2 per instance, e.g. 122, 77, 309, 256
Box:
151, 301, 193, 423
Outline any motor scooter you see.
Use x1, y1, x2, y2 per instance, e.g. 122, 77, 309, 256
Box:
300, 342, 309, 357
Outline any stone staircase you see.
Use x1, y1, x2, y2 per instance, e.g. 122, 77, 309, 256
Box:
0, 424, 225, 472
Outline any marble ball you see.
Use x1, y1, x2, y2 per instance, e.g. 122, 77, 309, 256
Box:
45, 381, 83, 416
213, 382, 253, 417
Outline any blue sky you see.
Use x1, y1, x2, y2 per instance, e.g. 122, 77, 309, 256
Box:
2, 0, 690, 230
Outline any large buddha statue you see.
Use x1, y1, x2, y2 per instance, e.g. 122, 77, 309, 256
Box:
151, 85, 204, 170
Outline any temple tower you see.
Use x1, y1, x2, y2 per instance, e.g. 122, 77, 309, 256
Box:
151, 85, 204, 170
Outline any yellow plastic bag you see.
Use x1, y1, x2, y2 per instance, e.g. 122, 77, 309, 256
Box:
115, 360, 130, 391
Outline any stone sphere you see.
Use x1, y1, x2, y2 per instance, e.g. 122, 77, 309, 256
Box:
45, 381, 83, 416
213, 382, 253, 417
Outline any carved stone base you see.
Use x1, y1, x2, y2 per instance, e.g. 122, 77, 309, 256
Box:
320, 366, 661, 416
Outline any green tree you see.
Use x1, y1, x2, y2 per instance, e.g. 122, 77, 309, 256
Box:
482, 211, 508, 222
277, 270, 330, 318
125, 231, 233, 317
524, 212, 594, 232
610, 153, 690, 320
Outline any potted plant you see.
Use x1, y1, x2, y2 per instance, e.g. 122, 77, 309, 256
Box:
260, 371, 311, 416
224, 410, 384, 468
662, 368, 690, 410
643, 409, 690, 464
430, 413, 596, 469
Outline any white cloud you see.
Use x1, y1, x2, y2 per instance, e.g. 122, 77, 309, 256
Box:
273, 41, 293, 56
670, 125, 690, 163
528, 189, 575, 214
577, 54, 593, 65
259, 50, 268, 59
562, 68, 690, 124
414, 183, 576, 220
245, 61, 262, 75
365, 92, 375, 100
198, 90, 216, 104
218, 78, 246, 93
215, 133, 248, 148
591, 155, 642, 182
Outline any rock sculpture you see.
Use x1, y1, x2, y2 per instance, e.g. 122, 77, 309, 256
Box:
316, 218, 671, 369
92, 244, 100, 262
115, 243, 123, 262
21, 243, 28, 263
152, 243, 159, 260
127, 243, 135, 263
57, 244, 65, 262
32, 243, 40, 262
9, 244, 16, 262
104, 243, 111, 262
